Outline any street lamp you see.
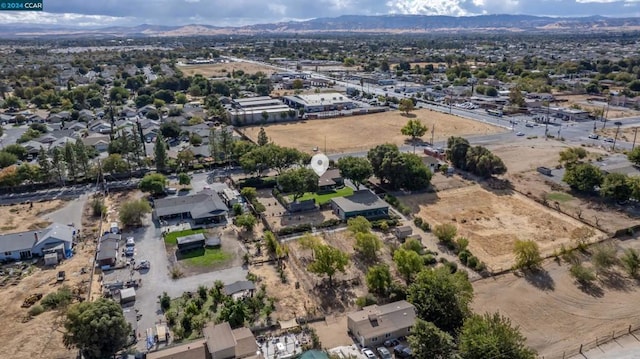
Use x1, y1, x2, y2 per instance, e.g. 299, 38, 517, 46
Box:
612, 121, 623, 151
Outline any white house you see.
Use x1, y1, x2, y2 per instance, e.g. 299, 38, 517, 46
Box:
0, 223, 75, 262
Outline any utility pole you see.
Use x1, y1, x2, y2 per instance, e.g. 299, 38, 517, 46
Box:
633, 127, 638, 150
612, 121, 623, 151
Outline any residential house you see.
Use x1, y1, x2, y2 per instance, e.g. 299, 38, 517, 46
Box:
223, 280, 256, 300
22, 140, 45, 156
67, 122, 87, 132
89, 120, 113, 134
318, 168, 344, 192
147, 322, 261, 359
347, 300, 416, 347
394, 226, 413, 241
142, 127, 159, 143
330, 190, 389, 220
152, 190, 228, 225
96, 233, 120, 267
120, 106, 137, 119
49, 136, 77, 152
82, 135, 111, 153
0, 223, 75, 262
78, 109, 95, 122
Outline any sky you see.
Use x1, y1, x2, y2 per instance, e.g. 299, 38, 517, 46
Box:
1, 0, 640, 27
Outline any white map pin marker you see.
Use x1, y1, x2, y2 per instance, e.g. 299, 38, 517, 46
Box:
310, 153, 330, 176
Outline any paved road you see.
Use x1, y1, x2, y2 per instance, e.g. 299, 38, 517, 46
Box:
0, 125, 28, 147
42, 193, 89, 228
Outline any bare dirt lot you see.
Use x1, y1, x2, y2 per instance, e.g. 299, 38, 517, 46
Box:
0, 200, 66, 232
473, 237, 640, 359
404, 185, 605, 272
177, 62, 275, 77
243, 109, 505, 154
487, 138, 571, 174
596, 125, 639, 143
0, 199, 98, 359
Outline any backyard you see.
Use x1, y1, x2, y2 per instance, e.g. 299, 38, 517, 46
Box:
290, 187, 354, 205
164, 228, 242, 275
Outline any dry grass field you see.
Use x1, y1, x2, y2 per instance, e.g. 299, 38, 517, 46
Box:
243, 109, 505, 154
177, 61, 275, 77
404, 185, 605, 272
0, 200, 66, 232
473, 237, 640, 358
487, 138, 572, 174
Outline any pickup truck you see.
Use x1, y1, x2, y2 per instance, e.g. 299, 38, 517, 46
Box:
57, 271, 66, 282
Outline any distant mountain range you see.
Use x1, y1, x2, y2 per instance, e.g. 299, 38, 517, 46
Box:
3, 14, 640, 38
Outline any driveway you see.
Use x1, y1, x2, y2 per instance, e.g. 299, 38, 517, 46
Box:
41, 193, 89, 228
117, 215, 247, 351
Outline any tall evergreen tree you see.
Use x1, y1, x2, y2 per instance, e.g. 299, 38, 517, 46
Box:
63, 142, 77, 181
74, 140, 89, 178
209, 127, 218, 162
257, 127, 269, 146
51, 147, 65, 183
37, 146, 51, 182
154, 133, 168, 173
219, 126, 233, 163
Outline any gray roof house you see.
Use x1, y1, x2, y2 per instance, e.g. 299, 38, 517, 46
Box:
330, 190, 389, 220
223, 280, 256, 299
347, 300, 416, 347
97, 233, 120, 267
153, 190, 228, 225
0, 223, 75, 262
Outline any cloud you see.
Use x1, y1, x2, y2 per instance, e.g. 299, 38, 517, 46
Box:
0, 0, 637, 27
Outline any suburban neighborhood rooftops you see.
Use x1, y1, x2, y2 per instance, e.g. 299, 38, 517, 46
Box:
330, 190, 388, 213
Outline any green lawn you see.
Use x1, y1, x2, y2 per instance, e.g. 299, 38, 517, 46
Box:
291, 187, 355, 205
180, 247, 232, 267
164, 228, 205, 245
546, 192, 575, 203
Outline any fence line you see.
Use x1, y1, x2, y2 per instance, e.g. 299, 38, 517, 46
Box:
542, 322, 640, 359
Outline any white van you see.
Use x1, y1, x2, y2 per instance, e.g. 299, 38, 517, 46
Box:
110, 222, 119, 234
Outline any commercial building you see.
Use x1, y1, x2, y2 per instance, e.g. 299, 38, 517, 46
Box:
347, 300, 416, 347
282, 93, 355, 113
227, 96, 293, 125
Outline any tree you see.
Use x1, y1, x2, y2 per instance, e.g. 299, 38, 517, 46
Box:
257, 127, 269, 146
37, 147, 51, 182
292, 79, 304, 90
219, 298, 249, 328
601, 173, 632, 202
347, 216, 372, 235
394, 249, 424, 283
509, 87, 526, 108
337, 156, 373, 189
189, 133, 203, 146
277, 167, 318, 202
3, 144, 26, 160
154, 133, 168, 173
102, 154, 129, 174
354, 232, 382, 262
398, 98, 415, 115
0, 151, 17, 168
513, 240, 542, 270
458, 312, 536, 359
177, 149, 195, 171
160, 121, 181, 139
119, 199, 152, 227
240, 187, 257, 202
446, 136, 470, 170
139, 173, 167, 196
465, 146, 507, 178
178, 172, 191, 185
433, 223, 457, 244
401, 119, 427, 142
74, 140, 90, 177
236, 213, 257, 232
408, 319, 456, 359
563, 163, 603, 192
628, 147, 640, 166
51, 147, 65, 183
366, 264, 392, 295
621, 248, 640, 278
367, 144, 431, 190
63, 298, 131, 359
559, 147, 588, 167
407, 266, 473, 334
308, 244, 349, 286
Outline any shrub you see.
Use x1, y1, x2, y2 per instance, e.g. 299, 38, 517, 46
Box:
420, 222, 431, 231
423, 254, 437, 266
456, 237, 469, 252
28, 304, 45, 316
41, 286, 73, 310
91, 197, 106, 217
458, 250, 470, 265
277, 223, 312, 236
444, 261, 458, 273
570, 263, 596, 285
160, 292, 171, 311
467, 255, 479, 269
413, 217, 423, 227
433, 223, 457, 244
355, 294, 377, 308
232, 203, 243, 216
318, 218, 342, 228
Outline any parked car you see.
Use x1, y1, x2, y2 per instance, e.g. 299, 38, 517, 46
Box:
56, 271, 66, 282
588, 133, 599, 139
124, 247, 135, 257
384, 339, 400, 348
399, 347, 413, 358
603, 137, 614, 143
525, 123, 534, 128
377, 347, 392, 359
362, 348, 376, 359
393, 345, 406, 355
136, 260, 150, 270
516, 131, 525, 136
126, 237, 135, 247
